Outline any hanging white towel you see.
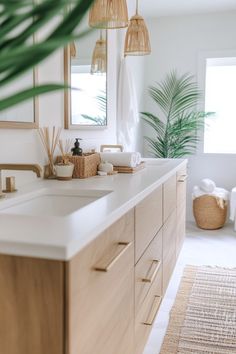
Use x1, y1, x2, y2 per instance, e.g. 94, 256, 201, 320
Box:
117, 58, 139, 151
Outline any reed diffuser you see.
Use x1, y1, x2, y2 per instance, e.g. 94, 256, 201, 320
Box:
38, 126, 62, 179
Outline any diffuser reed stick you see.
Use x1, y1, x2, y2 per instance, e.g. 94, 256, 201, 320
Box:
58, 139, 73, 164
38, 126, 62, 178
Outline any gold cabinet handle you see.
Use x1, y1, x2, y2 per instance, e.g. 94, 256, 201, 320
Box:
94, 242, 132, 272
141, 260, 161, 283
178, 174, 188, 182
143, 295, 162, 326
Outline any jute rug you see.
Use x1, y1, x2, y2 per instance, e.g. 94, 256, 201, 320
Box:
160, 265, 236, 354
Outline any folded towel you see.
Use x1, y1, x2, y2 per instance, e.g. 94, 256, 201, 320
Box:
136, 152, 141, 165
192, 186, 229, 201
199, 178, 216, 193
100, 152, 139, 168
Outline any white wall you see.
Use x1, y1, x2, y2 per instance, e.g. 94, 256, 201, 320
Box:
142, 11, 236, 220
115, 0, 146, 153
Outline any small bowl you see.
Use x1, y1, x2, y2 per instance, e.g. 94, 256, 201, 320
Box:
55, 163, 74, 181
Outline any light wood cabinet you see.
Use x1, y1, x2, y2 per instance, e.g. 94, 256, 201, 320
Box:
0, 164, 187, 354
163, 210, 177, 293
135, 266, 162, 354
66, 209, 135, 354
0, 255, 64, 354
176, 168, 187, 257
135, 229, 162, 315
135, 186, 162, 263
163, 174, 177, 223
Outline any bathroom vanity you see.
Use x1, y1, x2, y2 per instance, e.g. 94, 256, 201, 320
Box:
0, 158, 187, 354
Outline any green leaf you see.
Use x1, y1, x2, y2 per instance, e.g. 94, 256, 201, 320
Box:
0, 84, 68, 112
0, 0, 95, 111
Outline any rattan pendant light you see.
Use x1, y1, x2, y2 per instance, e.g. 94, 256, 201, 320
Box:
91, 31, 107, 74
89, 0, 128, 29
124, 0, 151, 56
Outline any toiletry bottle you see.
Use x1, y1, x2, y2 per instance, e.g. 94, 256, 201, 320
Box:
71, 138, 83, 156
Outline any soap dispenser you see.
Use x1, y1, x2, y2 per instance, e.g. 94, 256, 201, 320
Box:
71, 138, 83, 156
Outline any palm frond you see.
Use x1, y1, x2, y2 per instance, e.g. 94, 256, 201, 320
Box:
149, 71, 202, 122
97, 90, 107, 113
141, 112, 165, 136
81, 114, 106, 126
0, 0, 95, 111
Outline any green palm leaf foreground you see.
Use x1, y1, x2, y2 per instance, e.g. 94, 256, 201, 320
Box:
142, 71, 213, 158
0, 0, 95, 112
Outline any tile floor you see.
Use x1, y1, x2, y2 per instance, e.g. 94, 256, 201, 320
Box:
143, 221, 236, 354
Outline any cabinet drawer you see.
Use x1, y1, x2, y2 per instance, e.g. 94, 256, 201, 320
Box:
163, 247, 176, 294
163, 174, 177, 223
135, 186, 162, 263
135, 229, 162, 315
163, 210, 177, 293
66, 209, 135, 354
163, 209, 176, 260
135, 268, 162, 354
176, 199, 186, 257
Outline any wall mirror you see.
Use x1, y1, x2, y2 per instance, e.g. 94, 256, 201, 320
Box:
64, 29, 107, 129
0, 69, 38, 129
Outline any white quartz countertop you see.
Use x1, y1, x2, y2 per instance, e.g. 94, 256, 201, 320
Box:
0, 158, 187, 261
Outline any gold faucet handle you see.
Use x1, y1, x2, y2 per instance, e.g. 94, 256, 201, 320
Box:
3, 176, 17, 193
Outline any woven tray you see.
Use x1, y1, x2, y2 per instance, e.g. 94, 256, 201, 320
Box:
193, 195, 228, 230
113, 162, 146, 174
56, 153, 101, 179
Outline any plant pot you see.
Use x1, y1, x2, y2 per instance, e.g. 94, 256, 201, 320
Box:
55, 163, 74, 181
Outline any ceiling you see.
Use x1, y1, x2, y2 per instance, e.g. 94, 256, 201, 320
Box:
139, 0, 236, 18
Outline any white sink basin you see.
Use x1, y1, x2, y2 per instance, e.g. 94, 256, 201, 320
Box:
0, 188, 111, 217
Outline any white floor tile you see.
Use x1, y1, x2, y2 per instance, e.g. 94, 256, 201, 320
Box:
142, 222, 236, 354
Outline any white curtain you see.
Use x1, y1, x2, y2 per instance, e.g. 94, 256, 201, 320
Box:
117, 58, 139, 151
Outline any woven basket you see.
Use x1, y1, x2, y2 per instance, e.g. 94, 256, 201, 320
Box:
193, 195, 228, 230
56, 153, 101, 179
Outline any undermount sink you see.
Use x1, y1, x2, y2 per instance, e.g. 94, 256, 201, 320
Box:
0, 188, 111, 217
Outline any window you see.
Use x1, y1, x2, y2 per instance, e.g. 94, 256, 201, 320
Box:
204, 57, 236, 153
71, 65, 106, 126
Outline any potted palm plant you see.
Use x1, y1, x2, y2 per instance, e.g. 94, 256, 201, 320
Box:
142, 71, 213, 158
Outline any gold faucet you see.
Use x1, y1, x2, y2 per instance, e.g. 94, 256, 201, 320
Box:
0, 164, 42, 198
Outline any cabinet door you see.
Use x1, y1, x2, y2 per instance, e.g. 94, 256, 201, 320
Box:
176, 168, 187, 256
0, 255, 64, 354
135, 186, 162, 263
66, 210, 135, 354
163, 210, 177, 293
163, 174, 177, 223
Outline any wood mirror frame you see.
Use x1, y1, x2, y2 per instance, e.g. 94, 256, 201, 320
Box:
0, 68, 39, 130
